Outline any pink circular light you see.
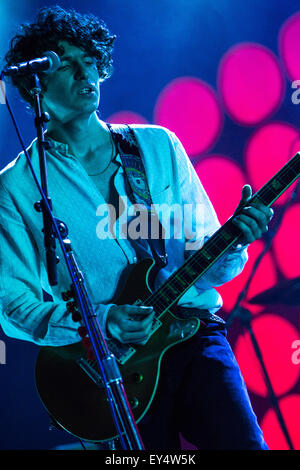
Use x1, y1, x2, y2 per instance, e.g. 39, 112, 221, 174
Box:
105, 111, 148, 124
273, 204, 300, 279
261, 395, 300, 450
234, 314, 300, 397
245, 122, 300, 205
290, 135, 300, 156
194, 156, 277, 314
218, 43, 285, 125
217, 239, 277, 314
279, 11, 300, 81
194, 155, 247, 224
153, 77, 223, 157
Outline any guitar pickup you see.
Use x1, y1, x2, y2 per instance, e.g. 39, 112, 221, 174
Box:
106, 339, 136, 365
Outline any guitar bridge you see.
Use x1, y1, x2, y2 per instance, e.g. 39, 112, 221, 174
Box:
105, 316, 162, 365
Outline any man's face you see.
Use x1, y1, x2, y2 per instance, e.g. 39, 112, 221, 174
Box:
41, 40, 101, 123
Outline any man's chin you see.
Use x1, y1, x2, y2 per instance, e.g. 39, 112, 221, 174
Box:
73, 101, 99, 117
47, 99, 99, 124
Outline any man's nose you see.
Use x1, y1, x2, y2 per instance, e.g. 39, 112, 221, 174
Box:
74, 62, 88, 81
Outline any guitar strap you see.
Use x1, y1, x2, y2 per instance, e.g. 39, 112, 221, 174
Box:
106, 123, 168, 271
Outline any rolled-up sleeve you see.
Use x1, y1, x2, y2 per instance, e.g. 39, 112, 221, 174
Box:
0, 179, 112, 345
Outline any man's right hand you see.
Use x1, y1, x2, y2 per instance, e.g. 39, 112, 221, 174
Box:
106, 304, 155, 344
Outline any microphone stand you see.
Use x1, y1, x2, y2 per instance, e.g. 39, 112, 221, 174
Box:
226, 179, 300, 451
30, 73, 58, 286
0, 71, 145, 450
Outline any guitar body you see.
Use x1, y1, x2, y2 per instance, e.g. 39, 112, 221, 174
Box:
35, 258, 200, 442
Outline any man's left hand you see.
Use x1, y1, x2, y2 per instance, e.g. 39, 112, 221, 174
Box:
232, 185, 274, 245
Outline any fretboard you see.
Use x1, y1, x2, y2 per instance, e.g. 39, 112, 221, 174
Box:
143, 152, 300, 316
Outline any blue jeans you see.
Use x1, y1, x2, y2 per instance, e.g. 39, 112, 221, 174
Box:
137, 321, 268, 450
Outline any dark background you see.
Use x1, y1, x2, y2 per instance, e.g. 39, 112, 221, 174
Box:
0, 0, 299, 450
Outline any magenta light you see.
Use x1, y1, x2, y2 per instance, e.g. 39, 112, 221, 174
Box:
105, 110, 148, 124
245, 122, 299, 205
234, 314, 300, 399
279, 11, 300, 81
217, 239, 277, 314
261, 394, 300, 450
194, 155, 246, 224
153, 77, 223, 157
218, 43, 285, 125
273, 204, 300, 279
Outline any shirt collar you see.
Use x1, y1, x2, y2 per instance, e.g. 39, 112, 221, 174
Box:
42, 129, 124, 172
43, 130, 69, 153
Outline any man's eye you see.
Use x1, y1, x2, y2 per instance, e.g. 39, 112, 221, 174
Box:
58, 65, 70, 71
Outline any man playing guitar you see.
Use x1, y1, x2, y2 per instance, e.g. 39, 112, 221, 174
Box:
0, 6, 275, 449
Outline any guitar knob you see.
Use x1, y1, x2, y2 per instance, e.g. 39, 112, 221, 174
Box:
132, 372, 143, 383
129, 397, 139, 409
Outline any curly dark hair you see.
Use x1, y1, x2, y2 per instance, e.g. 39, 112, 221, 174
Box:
2, 5, 116, 107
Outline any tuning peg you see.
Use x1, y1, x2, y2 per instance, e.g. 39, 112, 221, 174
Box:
72, 311, 82, 322
61, 289, 73, 301
78, 326, 87, 338
66, 300, 76, 310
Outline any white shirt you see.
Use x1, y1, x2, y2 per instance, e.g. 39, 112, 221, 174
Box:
0, 124, 248, 346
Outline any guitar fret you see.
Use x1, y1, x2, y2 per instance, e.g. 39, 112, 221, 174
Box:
168, 283, 179, 294
271, 179, 284, 191
152, 298, 168, 314
160, 291, 170, 302
222, 230, 232, 241
201, 248, 212, 260
185, 265, 196, 276
258, 156, 300, 206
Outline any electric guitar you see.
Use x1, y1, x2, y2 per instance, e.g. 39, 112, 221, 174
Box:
35, 152, 300, 443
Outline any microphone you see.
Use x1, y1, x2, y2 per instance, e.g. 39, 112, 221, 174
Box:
2, 51, 61, 76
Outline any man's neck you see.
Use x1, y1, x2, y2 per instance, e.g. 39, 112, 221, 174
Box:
46, 113, 110, 159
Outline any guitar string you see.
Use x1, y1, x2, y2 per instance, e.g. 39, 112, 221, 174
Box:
94, 159, 300, 356
144, 166, 300, 315
139, 159, 300, 315
146, 167, 299, 312
140, 156, 300, 314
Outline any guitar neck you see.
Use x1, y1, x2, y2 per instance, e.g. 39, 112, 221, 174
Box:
143, 152, 300, 316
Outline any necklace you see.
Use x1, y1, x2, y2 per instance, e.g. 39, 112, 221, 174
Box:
87, 131, 116, 176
